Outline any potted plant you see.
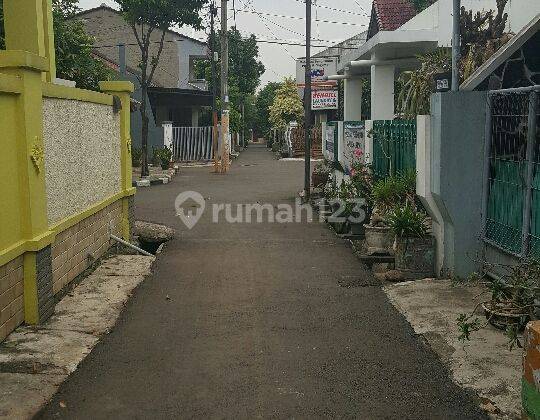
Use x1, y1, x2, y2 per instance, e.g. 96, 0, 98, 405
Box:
364, 172, 416, 255
312, 160, 330, 188
458, 260, 540, 349
153, 146, 173, 170
347, 152, 373, 236
132, 146, 142, 168
387, 204, 434, 277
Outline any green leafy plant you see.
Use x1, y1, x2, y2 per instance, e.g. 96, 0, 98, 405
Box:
458, 260, 540, 349
152, 146, 172, 170
387, 204, 428, 238
132, 146, 143, 167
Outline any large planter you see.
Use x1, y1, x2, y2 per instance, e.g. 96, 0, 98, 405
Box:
394, 236, 435, 277
312, 172, 329, 188
364, 225, 394, 255
482, 301, 532, 331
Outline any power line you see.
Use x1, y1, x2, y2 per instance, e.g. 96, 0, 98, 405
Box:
216, 7, 368, 26
289, 0, 369, 17
93, 37, 360, 50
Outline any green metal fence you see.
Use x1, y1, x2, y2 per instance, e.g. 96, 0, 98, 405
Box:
372, 119, 417, 179
483, 87, 540, 258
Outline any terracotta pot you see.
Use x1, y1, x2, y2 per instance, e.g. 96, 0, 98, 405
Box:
364, 225, 394, 255
393, 236, 435, 277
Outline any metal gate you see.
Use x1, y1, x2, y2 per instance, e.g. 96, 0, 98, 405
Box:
172, 126, 214, 162
372, 119, 417, 179
482, 86, 540, 258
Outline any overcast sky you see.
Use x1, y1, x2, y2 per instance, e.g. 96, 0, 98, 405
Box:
78, 0, 372, 88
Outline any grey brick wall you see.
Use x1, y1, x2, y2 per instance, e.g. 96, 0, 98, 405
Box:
128, 196, 135, 241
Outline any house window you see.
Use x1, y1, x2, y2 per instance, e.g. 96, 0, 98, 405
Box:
189, 56, 207, 83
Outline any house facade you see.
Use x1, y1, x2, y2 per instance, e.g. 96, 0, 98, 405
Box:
75, 6, 212, 149
332, 0, 540, 121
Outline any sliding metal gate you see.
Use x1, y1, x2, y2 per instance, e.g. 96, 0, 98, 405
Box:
172, 126, 214, 162
482, 86, 540, 258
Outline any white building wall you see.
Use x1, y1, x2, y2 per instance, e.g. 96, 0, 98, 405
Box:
400, 0, 540, 47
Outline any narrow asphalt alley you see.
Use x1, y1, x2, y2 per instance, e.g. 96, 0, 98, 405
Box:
38, 145, 486, 419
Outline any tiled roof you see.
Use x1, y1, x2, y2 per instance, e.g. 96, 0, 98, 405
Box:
373, 0, 417, 31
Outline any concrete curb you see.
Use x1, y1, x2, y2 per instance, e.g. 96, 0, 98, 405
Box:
0, 254, 155, 419
132, 166, 179, 187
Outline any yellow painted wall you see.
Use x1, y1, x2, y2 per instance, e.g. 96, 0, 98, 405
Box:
0, 91, 23, 254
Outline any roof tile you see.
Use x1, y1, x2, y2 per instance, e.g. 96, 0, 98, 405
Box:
373, 0, 417, 31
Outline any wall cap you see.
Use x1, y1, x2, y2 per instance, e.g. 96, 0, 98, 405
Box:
99, 81, 134, 94
0, 51, 49, 72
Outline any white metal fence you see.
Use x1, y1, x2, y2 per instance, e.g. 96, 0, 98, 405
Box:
172, 126, 214, 162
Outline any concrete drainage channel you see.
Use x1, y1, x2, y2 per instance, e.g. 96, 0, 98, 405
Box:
133, 221, 175, 255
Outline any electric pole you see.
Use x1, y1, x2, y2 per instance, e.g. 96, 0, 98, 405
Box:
304, 0, 312, 199
210, 2, 219, 172
220, 0, 230, 173
451, 0, 461, 91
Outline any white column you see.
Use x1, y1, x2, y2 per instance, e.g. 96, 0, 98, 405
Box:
191, 107, 199, 127
344, 78, 363, 121
416, 115, 445, 276
162, 121, 173, 149
371, 63, 395, 120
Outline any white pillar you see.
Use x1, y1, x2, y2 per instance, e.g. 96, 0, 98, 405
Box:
162, 121, 173, 149
344, 78, 363, 121
371, 63, 395, 120
416, 115, 445, 276
191, 107, 199, 127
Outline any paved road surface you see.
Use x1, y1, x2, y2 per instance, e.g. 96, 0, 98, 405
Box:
38, 145, 486, 419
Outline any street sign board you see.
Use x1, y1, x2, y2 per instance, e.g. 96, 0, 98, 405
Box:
296, 57, 338, 88
311, 90, 338, 110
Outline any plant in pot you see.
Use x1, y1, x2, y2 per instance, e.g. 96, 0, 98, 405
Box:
132, 146, 142, 168
364, 171, 416, 255
457, 260, 540, 349
328, 180, 355, 234
347, 153, 373, 236
387, 204, 434, 278
312, 160, 331, 189
153, 146, 173, 170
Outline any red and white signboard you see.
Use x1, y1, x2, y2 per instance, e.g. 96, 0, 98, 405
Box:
311, 90, 338, 110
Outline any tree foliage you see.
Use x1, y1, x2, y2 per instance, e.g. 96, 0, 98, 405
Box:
409, 0, 436, 13
397, 0, 511, 117
255, 82, 280, 136
114, 0, 207, 176
0, 0, 111, 91
199, 28, 265, 134
269, 77, 304, 130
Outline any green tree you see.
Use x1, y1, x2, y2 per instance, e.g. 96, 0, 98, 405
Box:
255, 82, 280, 137
115, 0, 207, 176
269, 77, 304, 130
0, 0, 111, 91
199, 28, 265, 135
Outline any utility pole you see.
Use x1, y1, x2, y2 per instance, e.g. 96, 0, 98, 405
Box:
451, 0, 461, 91
304, 0, 312, 200
220, 0, 230, 173
210, 2, 219, 172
